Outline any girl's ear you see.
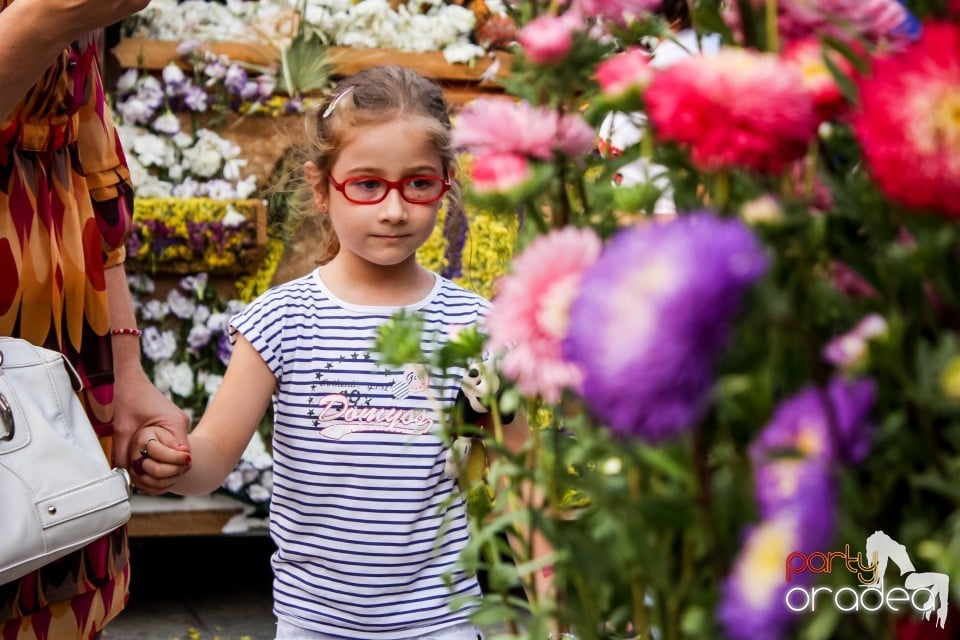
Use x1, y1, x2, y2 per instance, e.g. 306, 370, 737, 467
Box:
304, 161, 328, 212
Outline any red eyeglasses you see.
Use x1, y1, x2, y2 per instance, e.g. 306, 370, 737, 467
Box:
328, 175, 451, 205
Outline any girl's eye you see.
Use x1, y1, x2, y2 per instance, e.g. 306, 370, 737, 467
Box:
408, 178, 432, 190
356, 179, 385, 191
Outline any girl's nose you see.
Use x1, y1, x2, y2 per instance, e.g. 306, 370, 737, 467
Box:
377, 188, 408, 223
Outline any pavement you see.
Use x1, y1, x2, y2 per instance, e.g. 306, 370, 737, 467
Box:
102, 534, 278, 640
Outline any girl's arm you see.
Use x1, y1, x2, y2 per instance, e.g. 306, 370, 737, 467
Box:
132, 335, 275, 495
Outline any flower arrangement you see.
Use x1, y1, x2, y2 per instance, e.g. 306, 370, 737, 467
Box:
113, 46, 289, 200
374, 1, 960, 639
123, 0, 508, 64
128, 198, 267, 275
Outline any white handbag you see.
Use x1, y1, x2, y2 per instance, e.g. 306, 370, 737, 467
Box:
0, 337, 132, 585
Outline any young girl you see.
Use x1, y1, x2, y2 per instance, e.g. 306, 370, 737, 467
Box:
130, 65, 530, 640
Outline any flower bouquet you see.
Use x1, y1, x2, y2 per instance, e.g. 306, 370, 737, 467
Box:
376, 0, 960, 638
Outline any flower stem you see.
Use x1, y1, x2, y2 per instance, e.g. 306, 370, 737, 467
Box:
765, 0, 780, 52
628, 467, 651, 640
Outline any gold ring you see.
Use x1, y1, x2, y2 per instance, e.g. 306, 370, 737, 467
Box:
139, 437, 158, 457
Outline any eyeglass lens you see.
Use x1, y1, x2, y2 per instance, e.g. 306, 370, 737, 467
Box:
345, 177, 445, 203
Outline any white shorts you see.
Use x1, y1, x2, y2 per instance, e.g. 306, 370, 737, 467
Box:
275, 619, 483, 640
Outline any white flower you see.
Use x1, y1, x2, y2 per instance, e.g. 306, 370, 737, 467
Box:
127, 273, 156, 294
443, 41, 486, 64
167, 288, 197, 319
248, 484, 271, 503
172, 177, 202, 198
115, 68, 139, 96
141, 299, 169, 322
193, 304, 212, 325
117, 98, 157, 126
206, 311, 230, 333
223, 469, 245, 492
132, 133, 175, 168
236, 175, 259, 199
180, 273, 209, 293
222, 204, 248, 227
141, 327, 178, 361
172, 132, 194, 149
188, 324, 214, 349
200, 372, 224, 396
151, 111, 181, 136
154, 361, 195, 397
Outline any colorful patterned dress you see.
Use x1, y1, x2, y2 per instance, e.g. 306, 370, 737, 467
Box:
0, 5, 133, 637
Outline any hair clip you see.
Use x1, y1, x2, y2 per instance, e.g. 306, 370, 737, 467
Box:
323, 85, 356, 119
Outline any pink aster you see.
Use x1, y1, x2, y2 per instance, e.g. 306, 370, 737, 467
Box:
486, 227, 602, 403
646, 48, 818, 174
453, 98, 595, 161
470, 152, 532, 194
595, 47, 653, 98
571, 0, 661, 26
853, 22, 960, 218
518, 14, 581, 65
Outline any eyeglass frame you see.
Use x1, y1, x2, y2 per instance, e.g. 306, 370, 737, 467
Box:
327, 174, 451, 205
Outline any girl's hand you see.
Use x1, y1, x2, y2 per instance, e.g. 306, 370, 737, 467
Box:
128, 427, 192, 495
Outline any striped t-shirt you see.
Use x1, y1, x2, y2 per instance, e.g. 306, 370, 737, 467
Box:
231, 269, 487, 639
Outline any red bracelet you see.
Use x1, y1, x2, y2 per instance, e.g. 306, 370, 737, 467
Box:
110, 328, 143, 337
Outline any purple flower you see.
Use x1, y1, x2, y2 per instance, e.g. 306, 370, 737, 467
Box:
563, 213, 767, 441
224, 64, 248, 95
717, 506, 832, 640
442, 201, 468, 279
751, 376, 877, 467
217, 332, 234, 366
184, 85, 209, 112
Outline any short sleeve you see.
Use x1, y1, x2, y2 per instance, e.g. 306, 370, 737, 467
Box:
229, 292, 286, 381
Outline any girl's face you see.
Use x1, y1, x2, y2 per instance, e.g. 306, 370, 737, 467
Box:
315, 117, 447, 273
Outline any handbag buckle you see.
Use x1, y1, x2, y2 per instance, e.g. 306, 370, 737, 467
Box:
0, 392, 13, 441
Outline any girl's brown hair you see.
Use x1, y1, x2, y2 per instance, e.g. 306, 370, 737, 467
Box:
291, 65, 462, 266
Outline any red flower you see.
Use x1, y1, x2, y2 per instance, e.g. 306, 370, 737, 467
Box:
853, 22, 960, 218
646, 49, 817, 174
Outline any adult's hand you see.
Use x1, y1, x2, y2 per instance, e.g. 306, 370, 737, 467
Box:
112, 368, 190, 470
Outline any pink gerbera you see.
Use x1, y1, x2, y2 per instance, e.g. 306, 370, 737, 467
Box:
853, 22, 960, 218
486, 227, 602, 403
646, 48, 817, 174
453, 98, 596, 161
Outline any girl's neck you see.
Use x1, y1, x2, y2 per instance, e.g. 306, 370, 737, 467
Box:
319, 256, 436, 307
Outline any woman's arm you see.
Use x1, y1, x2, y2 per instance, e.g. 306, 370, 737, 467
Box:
132, 335, 275, 496
0, 0, 150, 120
106, 263, 191, 469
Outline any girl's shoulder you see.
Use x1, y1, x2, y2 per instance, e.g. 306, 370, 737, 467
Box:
431, 276, 491, 310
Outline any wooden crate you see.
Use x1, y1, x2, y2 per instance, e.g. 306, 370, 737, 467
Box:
110, 38, 511, 103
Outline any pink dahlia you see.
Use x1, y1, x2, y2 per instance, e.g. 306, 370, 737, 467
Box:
646, 49, 817, 174
595, 47, 653, 98
782, 38, 854, 122
571, 0, 660, 26
469, 152, 532, 194
453, 98, 595, 161
853, 22, 960, 218
518, 14, 581, 65
486, 227, 602, 403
